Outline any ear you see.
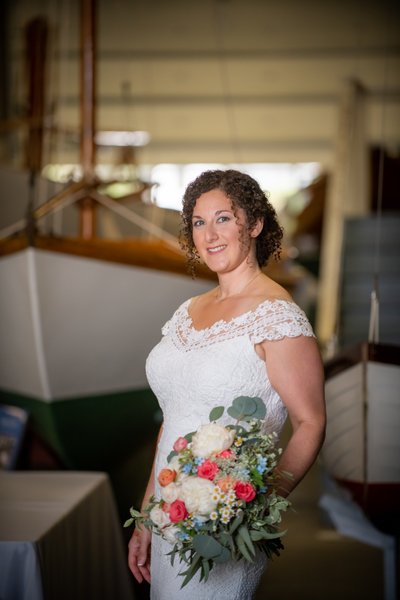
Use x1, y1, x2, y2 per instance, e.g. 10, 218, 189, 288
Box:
250, 218, 263, 238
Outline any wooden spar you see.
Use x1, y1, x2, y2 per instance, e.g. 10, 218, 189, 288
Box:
79, 0, 97, 238
24, 17, 48, 174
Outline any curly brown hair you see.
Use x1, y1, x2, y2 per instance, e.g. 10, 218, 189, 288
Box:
180, 169, 283, 274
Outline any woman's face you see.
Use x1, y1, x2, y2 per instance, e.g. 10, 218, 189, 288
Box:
191, 189, 256, 274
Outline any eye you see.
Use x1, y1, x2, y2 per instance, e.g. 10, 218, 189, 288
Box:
192, 219, 204, 228
217, 215, 231, 223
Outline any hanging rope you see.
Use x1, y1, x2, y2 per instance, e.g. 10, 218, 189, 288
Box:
368, 8, 390, 345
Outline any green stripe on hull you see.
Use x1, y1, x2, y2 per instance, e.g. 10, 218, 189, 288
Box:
0, 388, 160, 470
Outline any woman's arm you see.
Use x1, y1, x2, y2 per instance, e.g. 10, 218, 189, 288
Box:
259, 335, 326, 497
128, 424, 163, 583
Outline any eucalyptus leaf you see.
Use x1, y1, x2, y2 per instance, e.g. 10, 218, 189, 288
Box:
236, 534, 254, 562
184, 431, 195, 443
229, 511, 244, 534
260, 528, 286, 540
251, 396, 267, 420
180, 553, 202, 588
167, 450, 178, 462
238, 525, 256, 556
250, 529, 269, 541
123, 518, 133, 528
193, 534, 225, 560
228, 396, 257, 420
209, 406, 225, 422
213, 545, 231, 563
202, 559, 210, 582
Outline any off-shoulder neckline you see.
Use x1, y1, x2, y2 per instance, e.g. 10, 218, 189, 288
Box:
184, 297, 298, 334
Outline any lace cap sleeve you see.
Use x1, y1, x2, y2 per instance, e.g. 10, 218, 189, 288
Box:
161, 319, 171, 336
161, 299, 191, 336
249, 299, 315, 344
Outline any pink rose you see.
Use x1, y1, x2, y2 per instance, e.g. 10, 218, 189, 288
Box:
173, 437, 188, 452
216, 449, 234, 459
197, 459, 219, 481
169, 499, 188, 523
234, 481, 256, 502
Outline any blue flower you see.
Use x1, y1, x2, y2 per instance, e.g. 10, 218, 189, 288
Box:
192, 517, 205, 531
256, 457, 267, 474
237, 468, 250, 478
194, 457, 205, 465
182, 463, 193, 474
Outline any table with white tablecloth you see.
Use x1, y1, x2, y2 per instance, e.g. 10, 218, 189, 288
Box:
0, 471, 135, 600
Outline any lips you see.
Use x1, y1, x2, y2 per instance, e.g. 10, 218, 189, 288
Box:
207, 245, 226, 254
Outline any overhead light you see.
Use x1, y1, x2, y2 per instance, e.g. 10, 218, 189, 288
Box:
94, 130, 151, 147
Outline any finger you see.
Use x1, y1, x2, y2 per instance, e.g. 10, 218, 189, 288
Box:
128, 550, 143, 583
138, 561, 151, 584
128, 536, 144, 582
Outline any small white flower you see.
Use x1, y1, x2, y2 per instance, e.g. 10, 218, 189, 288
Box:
210, 511, 218, 521
227, 490, 236, 502
191, 423, 235, 458
221, 514, 231, 524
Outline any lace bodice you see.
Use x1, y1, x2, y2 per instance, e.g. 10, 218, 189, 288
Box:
146, 297, 314, 599
162, 297, 314, 349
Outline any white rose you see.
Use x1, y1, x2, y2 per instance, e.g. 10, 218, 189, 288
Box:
180, 477, 217, 515
149, 505, 171, 528
168, 456, 187, 482
191, 423, 235, 458
162, 525, 180, 545
161, 482, 180, 504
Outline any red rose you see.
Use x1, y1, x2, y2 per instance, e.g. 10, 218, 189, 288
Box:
197, 459, 219, 481
234, 481, 256, 502
169, 499, 188, 523
216, 449, 234, 459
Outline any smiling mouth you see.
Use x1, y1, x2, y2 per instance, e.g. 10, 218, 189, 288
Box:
207, 245, 226, 254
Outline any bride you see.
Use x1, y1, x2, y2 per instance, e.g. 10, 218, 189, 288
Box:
128, 169, 326, 599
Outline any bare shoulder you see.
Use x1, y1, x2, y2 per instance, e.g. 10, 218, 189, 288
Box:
253, 274, 293, 304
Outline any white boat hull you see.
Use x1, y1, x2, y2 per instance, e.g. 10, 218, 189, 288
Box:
322, 343, 400, 516
0, 247, 212, 402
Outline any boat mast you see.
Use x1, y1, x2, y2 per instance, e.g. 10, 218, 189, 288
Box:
79, 0, 97, 239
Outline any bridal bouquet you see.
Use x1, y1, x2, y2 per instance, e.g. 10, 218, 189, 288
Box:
124, 397, 291, 587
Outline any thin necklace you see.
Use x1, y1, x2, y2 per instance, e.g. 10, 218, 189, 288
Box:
216, 270, 262, 300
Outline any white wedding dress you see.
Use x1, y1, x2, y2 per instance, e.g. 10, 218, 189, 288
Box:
145, 297, 314, 600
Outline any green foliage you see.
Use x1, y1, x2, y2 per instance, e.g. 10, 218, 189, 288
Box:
209, 406, 225, 422
193, 534, 225, 560
227, 396, 266, 421
167, 450, 178, 462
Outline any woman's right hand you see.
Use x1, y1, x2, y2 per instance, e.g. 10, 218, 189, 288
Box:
128, 526, 151, 584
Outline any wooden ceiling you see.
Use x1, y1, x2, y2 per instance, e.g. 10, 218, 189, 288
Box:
3, 0, 400, 168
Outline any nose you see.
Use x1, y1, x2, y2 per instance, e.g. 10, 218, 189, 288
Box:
204, 221, 218, 243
